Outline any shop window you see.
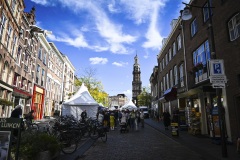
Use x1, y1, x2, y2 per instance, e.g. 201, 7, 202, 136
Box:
228, 13, 240, 41
191, 18, 198, 37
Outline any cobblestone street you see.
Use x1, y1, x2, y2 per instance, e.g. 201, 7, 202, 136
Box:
78, 124, 204, 160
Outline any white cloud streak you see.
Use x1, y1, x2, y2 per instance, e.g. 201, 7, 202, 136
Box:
31, 0, 171, 53
89, 57, 108, 65
112, 61, 128, 67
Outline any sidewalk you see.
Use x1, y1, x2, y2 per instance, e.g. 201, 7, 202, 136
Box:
145, 118, 240, 160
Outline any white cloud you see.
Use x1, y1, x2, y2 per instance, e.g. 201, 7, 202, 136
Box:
40, 0, 137, 54
108, 0, 120, 13
123, 89, 132, 99
89, 57, 108, 65
142, 2, 163, 49
112, 61, 128, 67
119, 0, 167, 24
48, 33, 89, 48
143, 52, 149, 59
30, 0, 50, 5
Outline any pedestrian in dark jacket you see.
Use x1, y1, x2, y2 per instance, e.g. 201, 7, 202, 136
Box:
11, 105, 23, 118
11, 105, 23, 137
162, 110, 171, 130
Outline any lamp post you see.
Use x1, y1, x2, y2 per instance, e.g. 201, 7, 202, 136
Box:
181, 1, 227, 158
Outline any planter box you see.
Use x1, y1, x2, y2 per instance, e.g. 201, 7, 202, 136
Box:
37, 151, 60, 160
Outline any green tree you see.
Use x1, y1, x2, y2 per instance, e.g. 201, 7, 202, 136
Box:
137, 87, 151, 107
75, 67, 109, 107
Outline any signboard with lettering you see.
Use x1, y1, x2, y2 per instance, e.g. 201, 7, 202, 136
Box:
0, 118, 22, 129
209, 59, 225, 76
209, 59, 227, 88
0, 118, 23, 160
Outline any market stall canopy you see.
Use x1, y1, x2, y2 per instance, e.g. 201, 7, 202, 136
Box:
62, 83, 99, 119
121, 100, 137, 111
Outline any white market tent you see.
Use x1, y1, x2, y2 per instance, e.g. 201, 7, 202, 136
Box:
121, 100, 137, 111
62, 83, 99, 119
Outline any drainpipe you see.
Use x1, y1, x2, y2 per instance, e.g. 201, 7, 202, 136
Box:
181, 20, 189, 91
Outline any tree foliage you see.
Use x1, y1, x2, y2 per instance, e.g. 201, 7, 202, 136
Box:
137, 87, 151, 107
75, 67, 109, 107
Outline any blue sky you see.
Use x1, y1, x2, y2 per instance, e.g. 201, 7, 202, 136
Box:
24, 0, 189, 99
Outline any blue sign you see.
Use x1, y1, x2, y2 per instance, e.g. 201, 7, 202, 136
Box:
212, 107, 218, 115
213, 63, 222, 74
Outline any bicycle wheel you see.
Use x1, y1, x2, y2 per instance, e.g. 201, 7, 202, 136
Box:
31, 123, 39, 132
100, 131, 107, 142
89, 127, 99, 140
60, 135, 78, 154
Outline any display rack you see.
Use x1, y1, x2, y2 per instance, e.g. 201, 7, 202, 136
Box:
186, 107, 201, 135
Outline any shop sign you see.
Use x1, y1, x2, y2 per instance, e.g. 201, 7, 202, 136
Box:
0, 118, 22, 129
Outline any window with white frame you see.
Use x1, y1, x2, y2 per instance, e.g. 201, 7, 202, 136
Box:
6, 25, 12, 48
16, 46, 21, 64
11, 35, 17, 56
193, 40, 210, 67
159, 61, 162, 72
161, 82, 163, 95
43, 52, 46, 65
166, 73, 169, 89
228, 13, 240, 41
168, 48, 172, 61
42, 69, 45, 76
165, 54, 168, 66
162, 58, 165, 69
177, 34, 182, 50
163, 76, 166, 91
172, 42, 176, 56
0, 13, 7, 41
179, 64, 184, 87
11, 0, 17, 12
38, 47, 42, 60
174, 65, 178, 85
170, 69, 173, 87
203, 0, 212, 22
191, 18, 198, 37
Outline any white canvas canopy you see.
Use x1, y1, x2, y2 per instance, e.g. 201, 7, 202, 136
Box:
62, 83, 99, 119
121, 100, 137, 111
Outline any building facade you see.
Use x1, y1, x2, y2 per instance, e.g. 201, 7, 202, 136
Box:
45, 42, 64, 116
108, 94, 128, 109
61, 55, 75, 102
0, 1, 76, 119
150, 0, 240, 142
132, 54, 142, 106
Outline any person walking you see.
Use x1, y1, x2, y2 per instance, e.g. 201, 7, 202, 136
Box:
11, 105, 23, 137
135, 110, 140, 131
162, 110, 171, 130
114, 110, 119, 129
81, 109, 87, 122
129, 110, 135, 130
11, 105, 23, 118
140, 109, 145, 128
110, 113, 115, 130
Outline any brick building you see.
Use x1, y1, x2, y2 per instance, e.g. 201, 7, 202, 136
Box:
151, 0, 240, 142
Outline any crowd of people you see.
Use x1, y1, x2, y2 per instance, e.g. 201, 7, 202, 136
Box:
96, 109, 145, 132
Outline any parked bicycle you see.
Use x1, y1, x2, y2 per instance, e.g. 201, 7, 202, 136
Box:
88, 119, 108, 142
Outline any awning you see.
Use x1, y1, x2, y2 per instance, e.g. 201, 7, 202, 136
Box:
177, 88, 202, 99
159, 87, 177, 102
12, 88, 32, 99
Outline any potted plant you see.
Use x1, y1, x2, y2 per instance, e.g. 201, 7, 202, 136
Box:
191, 66, 198, 73
195, 62, 203, 70
12, 132, 61, 160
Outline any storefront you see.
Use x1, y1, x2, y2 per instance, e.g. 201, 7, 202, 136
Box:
32, 85, 45, 120
12, 87, 32, 115
0, 81, 13, 117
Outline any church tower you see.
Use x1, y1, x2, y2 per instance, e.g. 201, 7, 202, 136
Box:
132, 54, 142, 106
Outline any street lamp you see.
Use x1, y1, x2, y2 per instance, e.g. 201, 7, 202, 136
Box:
181, 1, 227, 158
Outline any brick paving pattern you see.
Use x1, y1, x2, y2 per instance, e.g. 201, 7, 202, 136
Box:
79, 125, 204, 160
